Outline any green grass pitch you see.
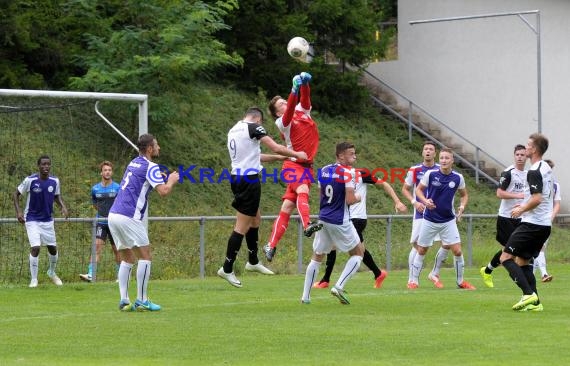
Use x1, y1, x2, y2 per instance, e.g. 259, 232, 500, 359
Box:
1, 264, 568, 365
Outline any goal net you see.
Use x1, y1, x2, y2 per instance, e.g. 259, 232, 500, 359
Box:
0, 90, 147, 284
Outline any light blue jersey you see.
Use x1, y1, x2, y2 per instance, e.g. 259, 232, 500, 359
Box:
91, 181, 120, 225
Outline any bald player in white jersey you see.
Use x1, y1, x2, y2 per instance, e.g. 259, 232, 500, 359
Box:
502, 133, 553, 312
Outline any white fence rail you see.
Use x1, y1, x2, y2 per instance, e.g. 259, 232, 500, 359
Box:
5, 214, 563, 282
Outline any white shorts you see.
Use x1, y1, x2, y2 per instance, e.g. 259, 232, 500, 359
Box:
417, 219, 460, 247
108, 213, 150, 250
410, 218, 441, 244
313, 220, 360, 255
25, 221, 57, 247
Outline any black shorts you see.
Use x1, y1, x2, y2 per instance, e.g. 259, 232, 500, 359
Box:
230, 175, 261, 217
96, 223, 115, 245
350, 218, 367, 243
496, 215, 521, 245
504, 222, 551, 260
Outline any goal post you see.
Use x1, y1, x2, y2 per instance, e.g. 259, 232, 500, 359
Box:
0, 89, 148, 284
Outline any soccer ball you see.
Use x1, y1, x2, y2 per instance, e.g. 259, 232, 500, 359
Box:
287, 37, 310, 59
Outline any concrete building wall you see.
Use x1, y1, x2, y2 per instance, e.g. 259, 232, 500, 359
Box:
367, 0, 569, 210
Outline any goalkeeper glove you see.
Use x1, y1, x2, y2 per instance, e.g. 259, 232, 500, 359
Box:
300, 72, 312, 85
291, 75, 302, 94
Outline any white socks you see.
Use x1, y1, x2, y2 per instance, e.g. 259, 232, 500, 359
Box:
47, 252, 58, 275
29, 250, 58, 281
118, 261, 133, 302
137, 260, 152, 302
454, 255, 465, 285
302, 260, 321, 302
431, 247, 449, 277
118, 260, 152, 304
534, 252, 547, 277
29, 254, 39, 280
334, 255, 362, 290
408, 247, 418, 282
411, 253, 424, 284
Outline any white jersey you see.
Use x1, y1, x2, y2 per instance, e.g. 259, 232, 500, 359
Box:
275, 104, 310, 150
275, 117, 292, 149
348, 169, 378, 219
227, 120, 267, 175
521, 160, 553, 226
497, 165, 527, 218
553, 181, 561, 203
405, 163, 440, 220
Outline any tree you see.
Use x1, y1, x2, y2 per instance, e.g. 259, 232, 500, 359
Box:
69, 0, 243, 94
218, 0, 397, 116
0, 0, 95, 89
307, 0, 381, 68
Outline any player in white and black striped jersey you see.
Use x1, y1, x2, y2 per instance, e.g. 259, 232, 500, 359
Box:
217, 107, 307, 288
533, 159, 561, 283
480, 144, 527, 288
502, 133, 553, 312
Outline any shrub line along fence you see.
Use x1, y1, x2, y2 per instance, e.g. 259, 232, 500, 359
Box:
7, 213, 563, 281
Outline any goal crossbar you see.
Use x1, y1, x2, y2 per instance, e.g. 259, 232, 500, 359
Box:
0, 89, 148, 136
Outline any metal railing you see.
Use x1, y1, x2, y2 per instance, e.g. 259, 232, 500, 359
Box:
362, 69, 507, 185
8, 213, 566, 281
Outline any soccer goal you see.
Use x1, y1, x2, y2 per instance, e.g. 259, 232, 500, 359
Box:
0, 89, 147, 284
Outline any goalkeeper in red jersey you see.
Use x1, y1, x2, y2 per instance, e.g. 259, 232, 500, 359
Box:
263, 72, 322, 262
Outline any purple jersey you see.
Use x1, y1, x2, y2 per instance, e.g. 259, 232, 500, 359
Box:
420, 169, 465, 223
109, 156, 163, 220
17, 174, 61, 222
405, 163, 440, 219
318, 163, 355, 225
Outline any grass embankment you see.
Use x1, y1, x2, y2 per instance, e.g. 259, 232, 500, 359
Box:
1, 84, 567, 283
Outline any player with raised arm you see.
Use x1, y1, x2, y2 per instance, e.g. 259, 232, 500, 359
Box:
410, 147, 475, 290
502, 133, 552, 311
312, 167, 407, 289
80, 161, 121, 282
218, 107, 307, 288
263, 72, 321, 262
301, 142, 365, 305
533, 159, 560, 282
401, 141, 445, 289
480, 144, 527, 288
108, 134, 179, 312
13, 155, 69, 288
